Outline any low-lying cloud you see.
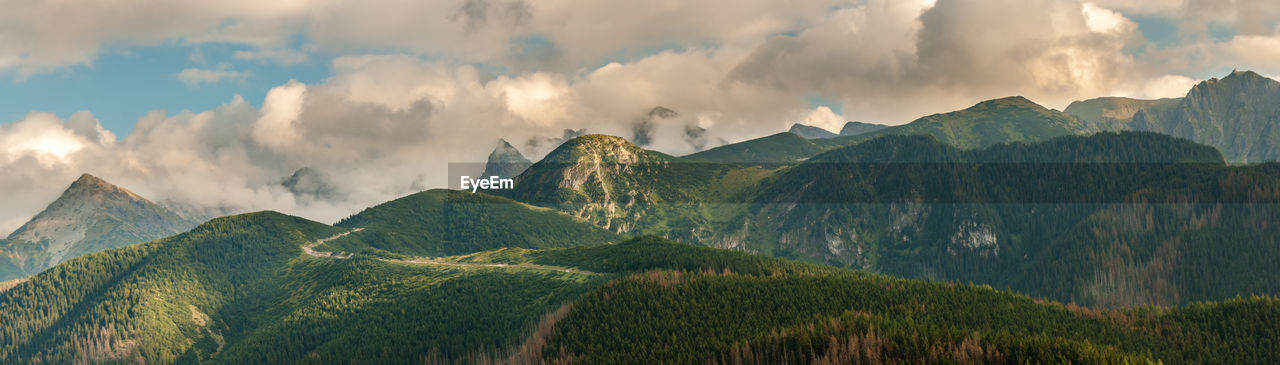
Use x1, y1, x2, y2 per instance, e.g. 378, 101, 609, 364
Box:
2, 0, 1279, 233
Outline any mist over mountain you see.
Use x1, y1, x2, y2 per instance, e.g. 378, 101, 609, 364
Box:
280, 167, 344, 202
479, 139, 533, 180
0, 174, 195, 281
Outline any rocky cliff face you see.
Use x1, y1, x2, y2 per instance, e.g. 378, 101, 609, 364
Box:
502, 135, 678, 233
480, 139, 534, 179
1067, 71, 1280, 163
0, 174, 195, 280
1132, 71, 1280, 163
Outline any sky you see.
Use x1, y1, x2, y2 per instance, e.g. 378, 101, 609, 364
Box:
2, 0, 1280, 234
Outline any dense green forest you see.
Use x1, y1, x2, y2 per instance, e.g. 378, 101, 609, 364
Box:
2, 205, 1278, 364
0, 211, 610, 363
741, 132, 1280, 306
320, 189, 621, 257
541, 240, 1280, 364
5, 103, 1280, 362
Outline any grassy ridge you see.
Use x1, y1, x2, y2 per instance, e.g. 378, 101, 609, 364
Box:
324, 189, 621, 257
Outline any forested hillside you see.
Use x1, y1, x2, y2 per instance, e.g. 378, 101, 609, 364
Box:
744, 132, 1280, 306
3, 206, 1278, 364
495, 130, 1280, 308
0, 211, 607, 363
547, 263, 1280, 364
320, 189, 620, 257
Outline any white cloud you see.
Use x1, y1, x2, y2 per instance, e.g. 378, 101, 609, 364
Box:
1083, 2, 1137, 34
791, 107, 846, 134
232, 48, 308, 65
176, 66, 246, 86
1140, 74, 1199, 98
5, 0, 1280, 234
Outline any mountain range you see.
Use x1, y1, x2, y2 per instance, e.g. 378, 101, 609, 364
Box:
2, 195, 1276, 363
1066, 70, 1280, 163
4, 70, 1280, 363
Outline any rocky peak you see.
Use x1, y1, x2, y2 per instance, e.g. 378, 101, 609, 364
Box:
480, 139, 533, 179
542, 134, 663, 166
970, 96, 1045, 111
63, 173, 144, 203
1, 174, 193, 279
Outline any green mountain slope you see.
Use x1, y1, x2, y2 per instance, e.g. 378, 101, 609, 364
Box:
1064, 96, 1180, 132
840, 121, 889, 136
787, 123, 838, 139
499, 135, 757, 242
548, 258, 1280, 364
743, 132, 1280, 306
3, 214, 1278, 364
0, 174, 196, 281
831, 96, 1087, 149
682, 132, 830, 163
0, 211, 610, 363
501, 131, 1280, 307
0, 212, 343, 363
319, 189, 621, 257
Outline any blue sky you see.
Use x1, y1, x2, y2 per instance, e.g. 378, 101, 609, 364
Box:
1, 44, 330, 136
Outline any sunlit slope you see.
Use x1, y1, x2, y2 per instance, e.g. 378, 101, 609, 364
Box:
320, 189, 622, 257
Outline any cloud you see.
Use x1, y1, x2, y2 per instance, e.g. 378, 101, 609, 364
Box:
791, 107, 846, 133
0, 112, 115, 233
232, 48, 309, 65
176, 66, 246, 86
0, 0, 844, 77
5, 0, 1280, 234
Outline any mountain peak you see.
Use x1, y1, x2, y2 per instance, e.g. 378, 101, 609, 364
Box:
839, 121, 889, 136
1200, 69, 1278, 89
496, 138, 515, 149
2, 174, 194, 279
560, 134, 640, 151
788, 123, 838, 139
72, 173, 107, 186
481, 138, 533, 179
1225, 69, 1263, 80
63, 173, 143, 202
648, 106, 678, 119
970, 96, 1045, 110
